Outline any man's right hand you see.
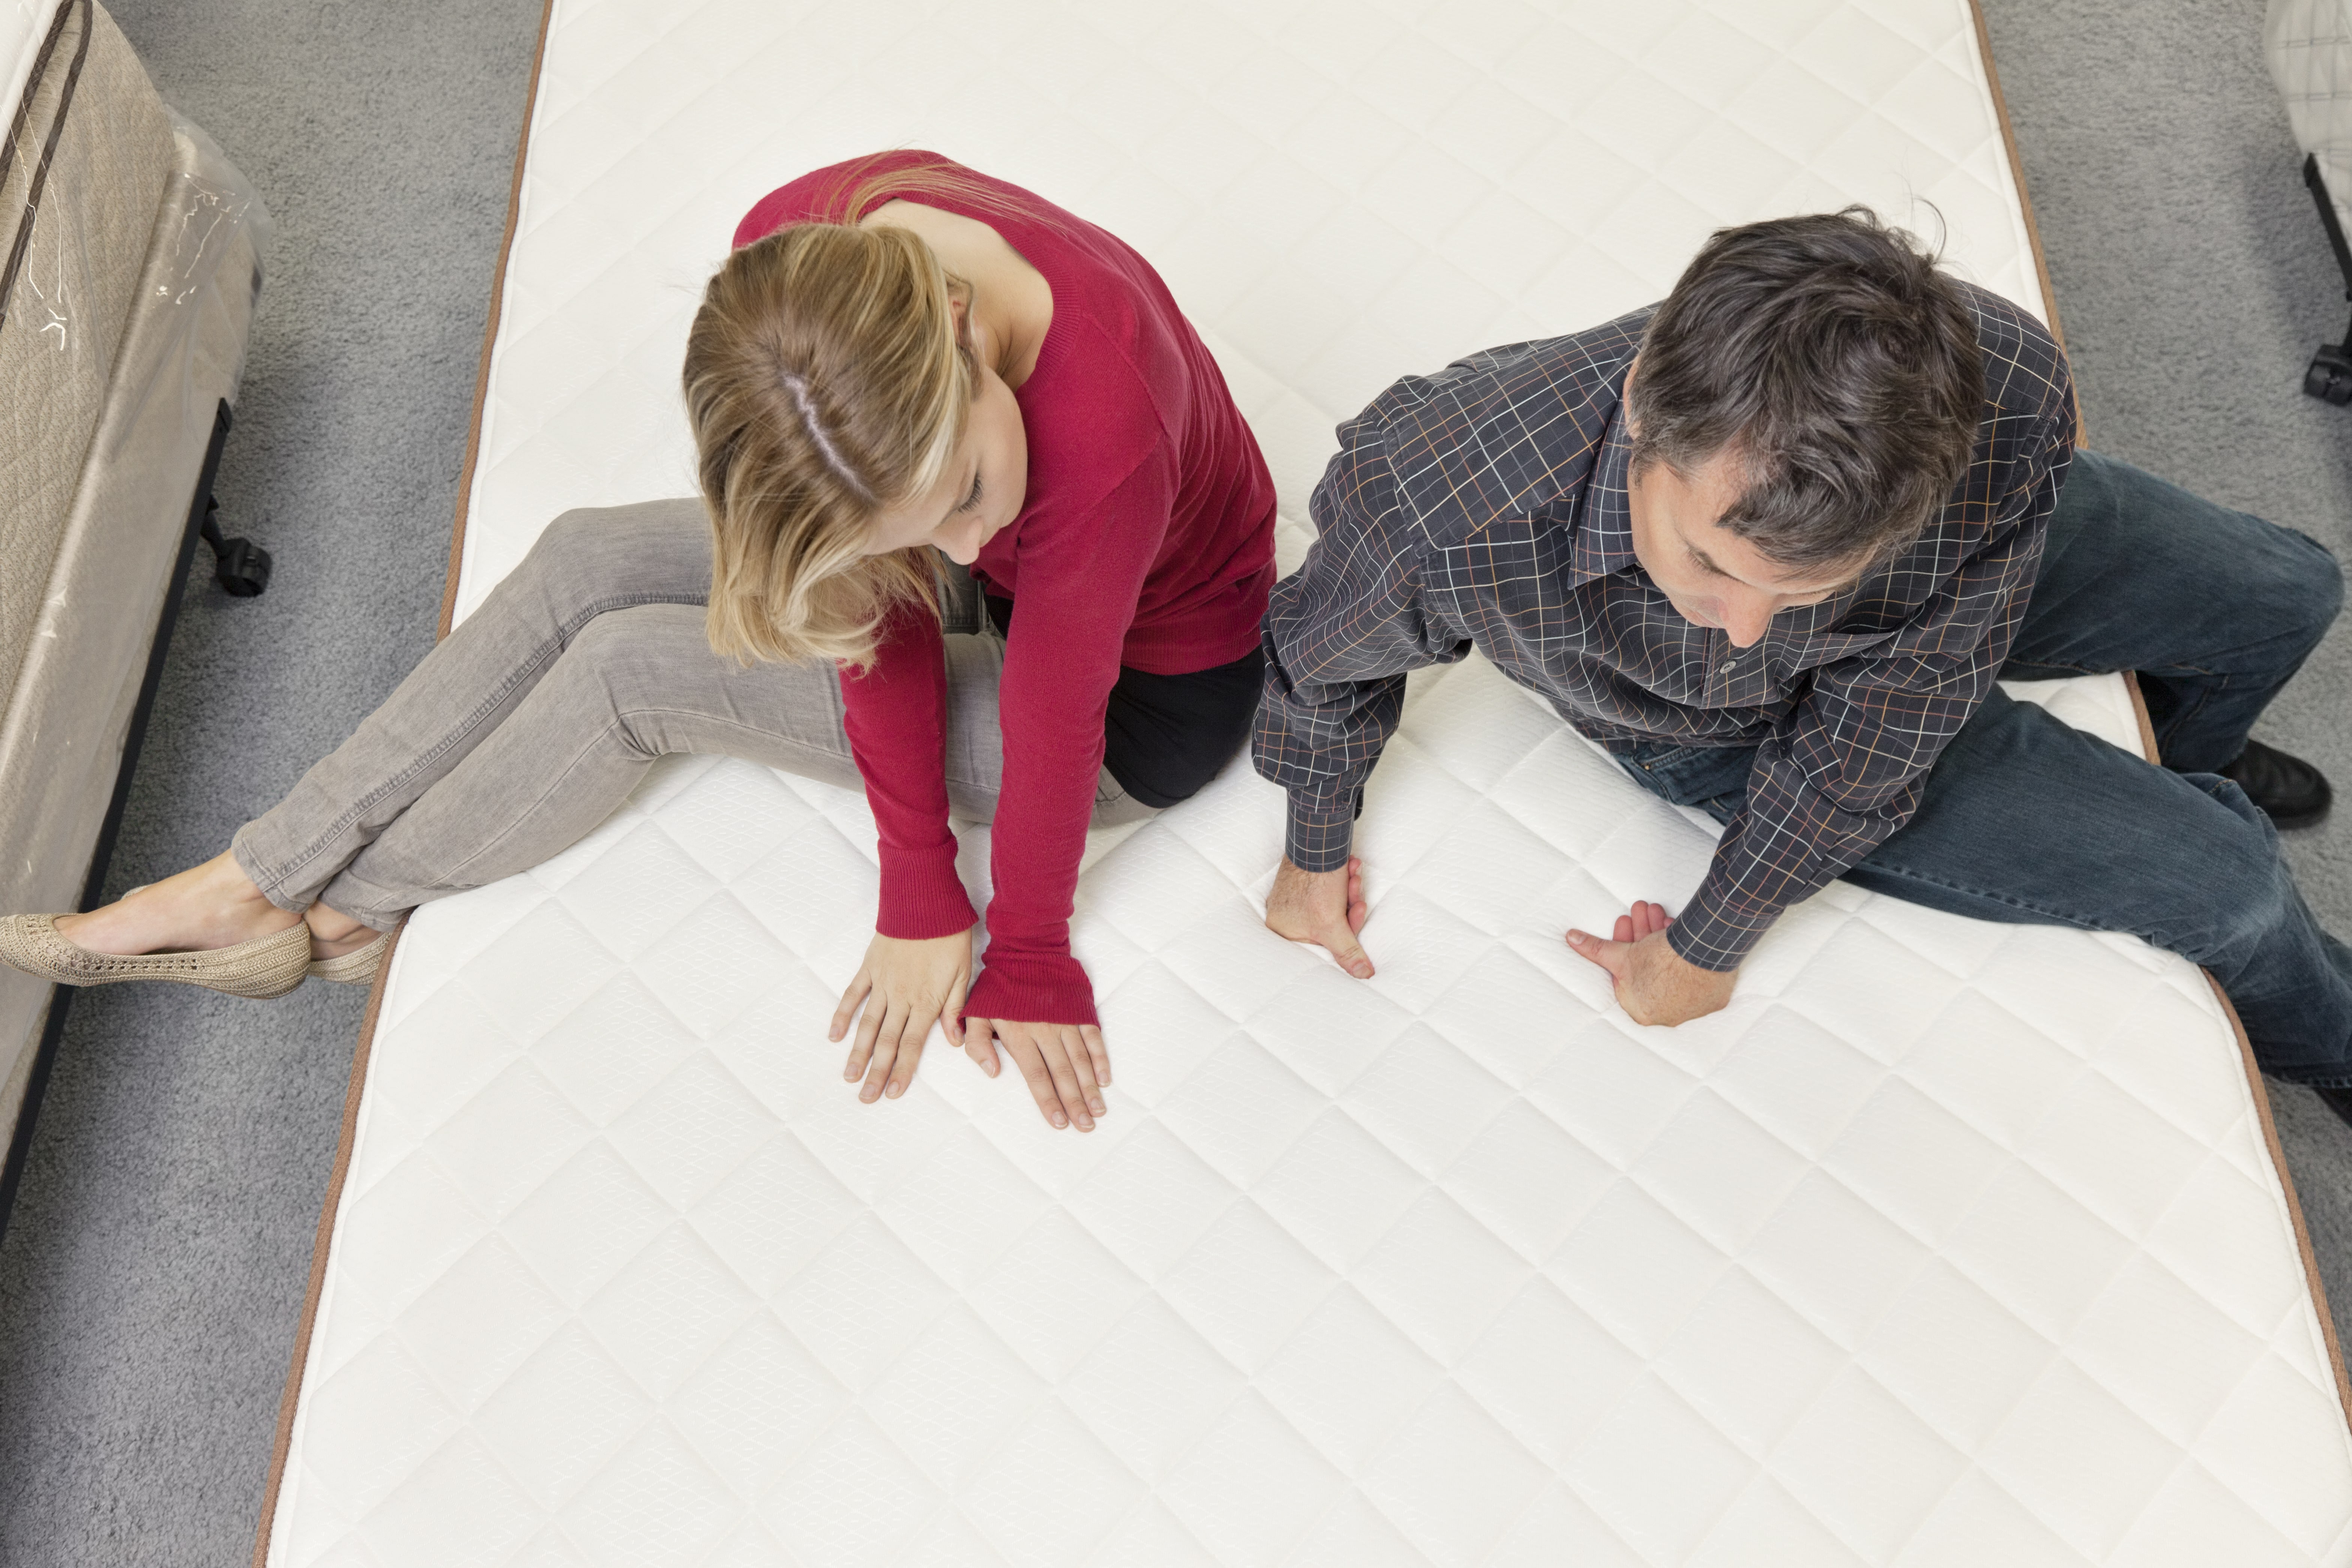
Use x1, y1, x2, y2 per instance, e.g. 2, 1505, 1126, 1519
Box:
1265, 855, 1374, 979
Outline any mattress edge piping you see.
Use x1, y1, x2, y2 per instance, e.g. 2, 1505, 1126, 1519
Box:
2207, 969, 2352, 1442
2126, 670, 2352, 1439
435, 0, 555, 644
1965, 0, 2087, 450
247, 0, 557, 1561
1982, 0, 2332, 1420
246, 926, 402, 1568
1964, 0, 2065, 349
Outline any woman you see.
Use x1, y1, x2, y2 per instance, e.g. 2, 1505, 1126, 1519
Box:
0, 151, 1278, 1134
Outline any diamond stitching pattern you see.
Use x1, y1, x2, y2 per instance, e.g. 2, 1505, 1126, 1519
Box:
272, 660, 2352, 1562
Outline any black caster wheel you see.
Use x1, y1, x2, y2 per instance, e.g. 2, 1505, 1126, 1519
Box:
212, 536, 272, 596
199, 496, 272, 597
2299, 159, 2352, 406
2306, 344, 2352, 405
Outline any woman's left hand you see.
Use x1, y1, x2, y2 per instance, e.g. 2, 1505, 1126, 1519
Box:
961, 1017, 1110, 1132
829, 927, 975, 1103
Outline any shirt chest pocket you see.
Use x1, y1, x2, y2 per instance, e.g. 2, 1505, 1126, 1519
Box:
1776, 628, 1899, 679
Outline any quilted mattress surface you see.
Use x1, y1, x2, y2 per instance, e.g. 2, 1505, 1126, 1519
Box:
264, 1, 2352, 1564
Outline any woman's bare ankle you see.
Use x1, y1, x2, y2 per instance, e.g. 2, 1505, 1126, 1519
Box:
54, 851, 300, 955
304, 905, 376, 958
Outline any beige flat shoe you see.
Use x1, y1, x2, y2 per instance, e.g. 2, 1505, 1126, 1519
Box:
0, 914, 311, 999
309, 931, 391, 986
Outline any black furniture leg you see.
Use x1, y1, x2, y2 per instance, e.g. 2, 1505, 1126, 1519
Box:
2301, 155, 2352, 405
200, 493, 271, 597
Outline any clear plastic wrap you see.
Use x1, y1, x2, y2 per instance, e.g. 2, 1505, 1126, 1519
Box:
0, 0, 270, 1130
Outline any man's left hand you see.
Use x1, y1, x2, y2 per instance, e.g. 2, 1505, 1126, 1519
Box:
1566, 901, 1736, 1026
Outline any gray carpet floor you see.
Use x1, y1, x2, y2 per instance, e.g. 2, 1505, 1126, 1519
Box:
0, 1, 2347, 1563
0, 3, 543, 1563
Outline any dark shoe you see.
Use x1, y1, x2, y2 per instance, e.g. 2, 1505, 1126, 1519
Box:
2220, 739, 2333, 830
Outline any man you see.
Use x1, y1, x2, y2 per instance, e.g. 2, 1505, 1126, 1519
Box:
1254, 210, 2352, 1101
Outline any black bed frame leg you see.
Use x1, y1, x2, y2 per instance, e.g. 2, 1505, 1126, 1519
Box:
199, 494, 271, 596
2301, 155, 2352, 405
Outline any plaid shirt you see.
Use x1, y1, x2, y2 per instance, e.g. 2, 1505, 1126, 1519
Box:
1253, 285, 2075, 971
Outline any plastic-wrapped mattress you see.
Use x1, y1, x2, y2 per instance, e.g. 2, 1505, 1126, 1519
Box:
258, 2, 2352, 1563
0, 1, 268, 1149
0, 0, 171, 672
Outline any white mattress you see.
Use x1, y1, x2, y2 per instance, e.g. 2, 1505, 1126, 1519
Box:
261, 2, 2352, 1564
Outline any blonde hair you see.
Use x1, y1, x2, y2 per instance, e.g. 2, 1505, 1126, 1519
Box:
684, 217, 974, 668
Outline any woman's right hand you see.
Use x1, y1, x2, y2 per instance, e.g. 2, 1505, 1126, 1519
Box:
830, 927, 975, 1103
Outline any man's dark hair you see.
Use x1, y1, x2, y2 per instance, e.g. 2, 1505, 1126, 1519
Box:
1627, 207, 1984, 573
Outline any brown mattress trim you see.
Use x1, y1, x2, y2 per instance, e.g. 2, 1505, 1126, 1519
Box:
435, 0, 554, 645
250, 8, 2352, 1557
0, 0, 93, 340
1965, 0, 2090, 451
1967, 0, 2064, 350
1970, 21, 2339, 1419
247, 0, 555, 1560
246, 929, 400, 1568
2124, 670, 2352, 1431
2212, 969, 2352, 1427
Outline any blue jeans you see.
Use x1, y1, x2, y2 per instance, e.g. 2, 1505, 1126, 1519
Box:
1618, 451, 2352, 1083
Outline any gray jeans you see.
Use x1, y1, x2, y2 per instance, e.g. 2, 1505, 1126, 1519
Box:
232, 498, 1156, 931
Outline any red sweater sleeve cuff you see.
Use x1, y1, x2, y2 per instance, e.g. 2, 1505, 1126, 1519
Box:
875, 840, 976, 940
964, 950, 1098, 1028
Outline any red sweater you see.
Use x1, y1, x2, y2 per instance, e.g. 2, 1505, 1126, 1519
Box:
735, 154, 1277, 1025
